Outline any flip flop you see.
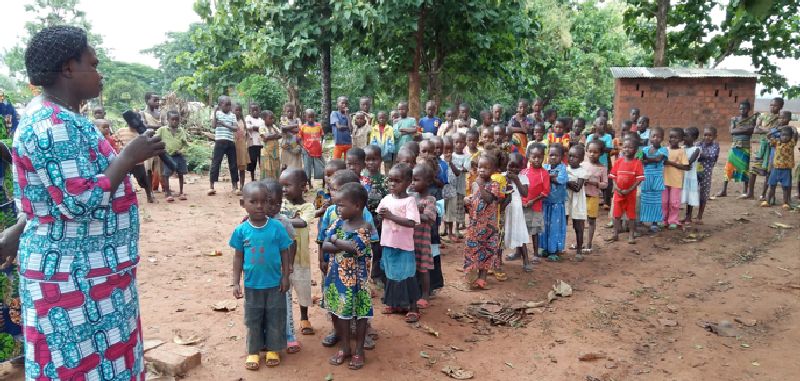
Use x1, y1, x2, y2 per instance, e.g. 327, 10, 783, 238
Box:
405, 312, 421, 323
245, 354, 260, 370
166, 196, 175, 203
547, 254, 561, 262
265, 351, 280, 367
321, 332, 339, 347
207, 189, 216, 196
522, 263, 534, 272
286, 341, 301, 354
178, 193, 187, 200
329, 350, 350, 366
494, 271, 508, 281
299, 320, 315, 335
348, 354, 365, 370
416, 299, 430, 309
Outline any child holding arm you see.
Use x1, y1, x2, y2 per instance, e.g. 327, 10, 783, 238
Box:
540, 144, 568, 262
663, 128, 690, 229
609, 139, 645, 243
520, 144, 550, 265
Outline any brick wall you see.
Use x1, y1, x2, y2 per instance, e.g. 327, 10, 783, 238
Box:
612, 77, 756, 142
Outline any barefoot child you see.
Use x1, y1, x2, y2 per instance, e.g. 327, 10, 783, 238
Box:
694, 127, 720, 222
411, 164, 437, 308
299, 109, 324, 188
682, 127, 701, 223
566, 145, 587, 260
378, 163, 422, 321
363, 145, 389, 283
582, 140, 608, 253
503, 153, 531, 270
464, 153, 504, 287
765, 126, 797, 208
521, 144, 549, 264
230, 181, 292, 370
279, 169, 317, 337
663, 128, 690, 229
540, 144, 568, 261
640, 127, 667, 232
321, 182, 375, 370
156, 110, 189, 202
609, 139, 644, 243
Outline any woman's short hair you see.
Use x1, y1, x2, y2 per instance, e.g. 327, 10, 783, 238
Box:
25, 26, 89, 87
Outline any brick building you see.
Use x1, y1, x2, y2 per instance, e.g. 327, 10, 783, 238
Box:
611, 67, 757, 141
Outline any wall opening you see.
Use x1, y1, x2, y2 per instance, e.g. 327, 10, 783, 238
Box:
636, 83, 640, 91
641, 91, 645, 98
714, 90, 719, 97
735, 96, 738, 103
729, 90, 733, 97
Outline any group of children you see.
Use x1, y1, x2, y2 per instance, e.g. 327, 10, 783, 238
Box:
218, 95, 799, 373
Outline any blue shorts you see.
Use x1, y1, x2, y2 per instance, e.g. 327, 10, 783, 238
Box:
161, 154, 189, 177
768, 168, 792, 187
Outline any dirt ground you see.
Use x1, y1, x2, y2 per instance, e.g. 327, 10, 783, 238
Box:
2, 142, 799, 381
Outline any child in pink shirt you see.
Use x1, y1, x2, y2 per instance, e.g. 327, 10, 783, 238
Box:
377, 163, 422, 322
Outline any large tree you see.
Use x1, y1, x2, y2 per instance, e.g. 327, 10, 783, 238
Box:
624, 0, 800, 95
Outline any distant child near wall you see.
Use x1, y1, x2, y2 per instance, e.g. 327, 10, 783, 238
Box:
520, 144, 550, 266
540, 144, 568, 262
280, 103, 303, 171
681, 127, 701, 224
609, 138, 645, 243
639, 127, 667, 232
663, 128, 690, 229
378, 163, 422, 322
279, 169, 317, 338
637, 117, 651, 147
156, 110, 190, 202
765, 126, 797, 208
582, 140, 608, 253
299, 109, 324, 188
230, 182, 292, 370
566, 145, 587, 260
693, 127, 720, 222
259, 110, 282, 180
321, 182, 375, 370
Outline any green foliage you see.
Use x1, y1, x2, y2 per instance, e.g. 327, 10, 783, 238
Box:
235, 75, 287, 114
183, 140, 212, 173
624, 0, 800, 96
141, 24, 206, 100
99, 61, 164, 113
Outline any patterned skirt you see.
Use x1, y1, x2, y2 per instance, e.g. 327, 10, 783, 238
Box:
19, 269, 144, 380
724, 146, 750, 183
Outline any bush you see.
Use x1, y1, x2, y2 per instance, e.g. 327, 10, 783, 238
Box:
184, 140, 212, 173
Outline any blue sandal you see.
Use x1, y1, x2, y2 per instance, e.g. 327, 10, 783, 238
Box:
547, 254, 561, 262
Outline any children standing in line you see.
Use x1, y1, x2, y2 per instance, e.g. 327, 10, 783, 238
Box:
259, 110, 282, 180
582, 140, 608, 253
640, 127, 667, 232
363, 145, 389, 283
156, 110, 189, 202
503, 153, 531, 270
411, 164, 437, 308
464, 154, 504, 288
663, 128, 690, 229
681, 127, 701, 224
694, 127, 720, 222
368, 111, 397, 173
378, 163, 422, 321
230, 181, 292, 370
566, 145, 587, 261
765, 126, 797, 208
245, 103, 265, 182
299, 109, 324, 188
321, 182, 375, 370
331, 96, 352, 159
394, 102, 418, 156
209, 95, 239, 195
280, 103, 303, 171
233, 104, 250, 192
540, 144, 568, 261
419, 100, 442, 139
443, 135, 467, 240
279, 169, 317, 337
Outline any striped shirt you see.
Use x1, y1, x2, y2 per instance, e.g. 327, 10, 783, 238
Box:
215, 110, 236, 141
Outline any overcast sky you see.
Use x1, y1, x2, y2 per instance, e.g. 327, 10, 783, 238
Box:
0, 0, 797, 96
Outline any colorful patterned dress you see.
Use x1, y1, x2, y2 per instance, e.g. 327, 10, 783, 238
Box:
464, 180, 502, 274
725, 115, 755, 182
12, 97, 143, 380
696, 141, 720, 202
259, 124, 282, 180
322, 218, 374, 320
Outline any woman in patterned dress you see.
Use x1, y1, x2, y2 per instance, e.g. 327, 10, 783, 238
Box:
11, 26, 165, 380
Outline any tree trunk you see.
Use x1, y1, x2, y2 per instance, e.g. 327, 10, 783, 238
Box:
653, 0, 668, 67
426, 37, 445, 107
286, 82, 300, 113
321, 42, 332, 133
408, 5, 425, 119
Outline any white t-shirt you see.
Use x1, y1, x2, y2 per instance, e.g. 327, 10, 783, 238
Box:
566, 165, 587, 220
245, 115, 266, 146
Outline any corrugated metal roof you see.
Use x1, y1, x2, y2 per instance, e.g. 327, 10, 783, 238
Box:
610, 67, 757, 79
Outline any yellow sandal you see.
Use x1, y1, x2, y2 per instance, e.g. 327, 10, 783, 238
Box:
265, 351, 280, 367
245, 354, 260, 370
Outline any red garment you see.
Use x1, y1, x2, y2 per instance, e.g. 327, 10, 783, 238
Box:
613, 192, 637, 219
521, 167, 550, 212
299, 122, 323, 157
609, 157, 644, 193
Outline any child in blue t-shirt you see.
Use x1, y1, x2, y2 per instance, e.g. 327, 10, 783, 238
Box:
230, 181, 293, 370
419, 100, 442, 138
